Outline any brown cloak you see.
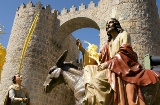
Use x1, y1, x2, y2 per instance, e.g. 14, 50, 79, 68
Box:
100, 43, 160, 104
100, 44, 159, 86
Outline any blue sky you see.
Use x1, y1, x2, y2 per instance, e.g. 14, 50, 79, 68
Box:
0, 0, 160, 51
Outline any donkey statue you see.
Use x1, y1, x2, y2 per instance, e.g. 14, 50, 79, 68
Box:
43, 50, 85, 105
43, 50, 160, 105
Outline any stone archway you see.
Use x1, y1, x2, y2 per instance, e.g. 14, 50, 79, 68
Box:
54, 17, 100, 44
1, 0, 160, 104
54, 17, 100, 65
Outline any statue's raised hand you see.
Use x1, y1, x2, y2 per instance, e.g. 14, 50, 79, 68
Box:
76, 39, 82, 48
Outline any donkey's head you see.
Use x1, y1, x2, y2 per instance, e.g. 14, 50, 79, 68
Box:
43, 50, 68, 93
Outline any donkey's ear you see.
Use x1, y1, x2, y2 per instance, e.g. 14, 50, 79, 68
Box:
56, 50, 68, 67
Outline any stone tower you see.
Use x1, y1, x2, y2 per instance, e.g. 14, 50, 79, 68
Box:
0, 0, 160, 105
0, 2, 78, 105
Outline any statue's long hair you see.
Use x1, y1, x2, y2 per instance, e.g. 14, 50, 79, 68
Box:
106, 18, 124, 42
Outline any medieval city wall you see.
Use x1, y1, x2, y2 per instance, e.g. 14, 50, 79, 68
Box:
0, 2, 77, 105
0, 0, 160, 104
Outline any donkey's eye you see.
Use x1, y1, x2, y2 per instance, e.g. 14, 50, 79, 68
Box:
49, 70, 53, 74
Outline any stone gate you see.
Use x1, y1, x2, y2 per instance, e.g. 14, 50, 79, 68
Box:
0, 0, 160, 105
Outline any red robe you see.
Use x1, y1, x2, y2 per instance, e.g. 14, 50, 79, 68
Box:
100, 43, 160, 104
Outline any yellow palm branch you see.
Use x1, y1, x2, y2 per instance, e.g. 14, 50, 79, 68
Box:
0, 43, 6, 80
18, 11, 40, 75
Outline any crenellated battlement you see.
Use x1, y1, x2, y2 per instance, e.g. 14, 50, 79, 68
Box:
58, 1, 99, 15
16, 1, 99, 16
1, 0, 160, 105
16, 1, 59, 16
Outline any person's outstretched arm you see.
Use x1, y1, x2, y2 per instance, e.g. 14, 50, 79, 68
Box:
76, 39, 85, 54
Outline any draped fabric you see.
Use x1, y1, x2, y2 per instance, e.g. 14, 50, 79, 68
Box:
83, 65, 113, 105
101, 44, 160, 86
100, 43, 160, 105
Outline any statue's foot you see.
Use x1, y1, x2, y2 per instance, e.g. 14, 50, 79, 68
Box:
87, 96, 96, 105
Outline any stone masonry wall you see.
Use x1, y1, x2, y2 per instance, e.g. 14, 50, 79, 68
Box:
98, 0, 160, 64
1, 0, 160, 105
0, 2, 77, 105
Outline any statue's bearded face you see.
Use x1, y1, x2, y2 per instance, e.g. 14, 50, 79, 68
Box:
106, 19, 116, 33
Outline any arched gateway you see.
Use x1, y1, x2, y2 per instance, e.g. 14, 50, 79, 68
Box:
1, 0, 160, 104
